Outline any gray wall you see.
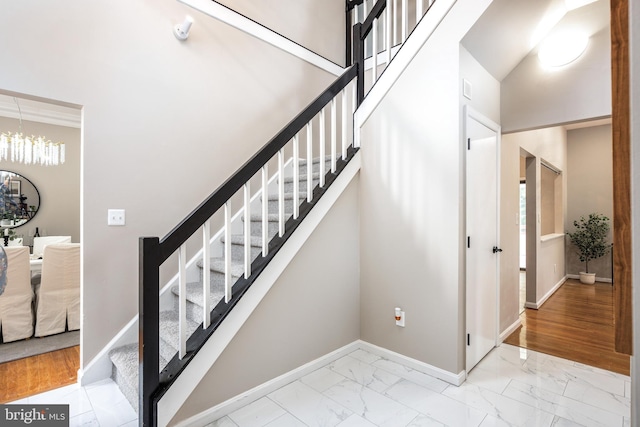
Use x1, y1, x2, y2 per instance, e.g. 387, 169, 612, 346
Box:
359, 0, 492, 376
171, 178, 361, 424
566, 124, 613, 279
0, 0, 341, 366
0, 117, 80, 245
501, 28, 612, 133
502, 127, 567, 306
215, 0, 345, 66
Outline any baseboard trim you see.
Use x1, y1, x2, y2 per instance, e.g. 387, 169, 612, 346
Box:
566, 274, 613, 284
357, 341, 465, 386
526, 276, 567, 309
173, 341, 360, 427
174, 339, 464, 427
498, 318, 522, 343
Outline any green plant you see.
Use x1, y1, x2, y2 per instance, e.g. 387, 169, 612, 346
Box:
567, 213, 612, 273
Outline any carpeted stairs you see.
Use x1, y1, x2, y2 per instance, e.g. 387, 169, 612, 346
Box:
108, 157, 330, 412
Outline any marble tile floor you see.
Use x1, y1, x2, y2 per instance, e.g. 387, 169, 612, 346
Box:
8, 378, 137, 427
209, 344, 630, 427
8, 344, 631, 427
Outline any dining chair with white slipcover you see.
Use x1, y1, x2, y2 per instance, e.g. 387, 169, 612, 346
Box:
32, 236, 72, 258
34, 243, 80, 337
0, 246, 33, 342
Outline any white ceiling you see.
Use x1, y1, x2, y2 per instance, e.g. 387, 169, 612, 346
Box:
461, 0, 610, 82
0, 93, 81, 129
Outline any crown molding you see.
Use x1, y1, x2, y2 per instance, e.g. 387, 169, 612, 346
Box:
0, 98, 81, 129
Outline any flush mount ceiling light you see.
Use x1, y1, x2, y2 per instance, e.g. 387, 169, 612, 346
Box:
538, 31, 589, 68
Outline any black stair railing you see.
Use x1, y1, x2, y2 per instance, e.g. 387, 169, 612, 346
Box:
139, 64, 359, 426
138, 0, 440, 422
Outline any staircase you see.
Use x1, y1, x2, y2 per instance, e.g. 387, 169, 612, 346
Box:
108, 158, 329, 412
100, 0, 444, 424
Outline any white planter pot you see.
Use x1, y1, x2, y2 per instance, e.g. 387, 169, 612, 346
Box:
579, 272, 596, 284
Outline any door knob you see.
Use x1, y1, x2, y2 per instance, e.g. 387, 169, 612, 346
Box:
492, 246, 503, 253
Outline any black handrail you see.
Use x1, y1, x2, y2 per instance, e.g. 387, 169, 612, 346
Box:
139, 64, 359, 427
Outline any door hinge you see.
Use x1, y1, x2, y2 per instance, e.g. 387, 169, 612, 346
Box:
467, 333, 470, 346
467, 138, 471, 150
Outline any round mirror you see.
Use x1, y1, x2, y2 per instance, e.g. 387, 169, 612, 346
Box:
0, 170, 40, 228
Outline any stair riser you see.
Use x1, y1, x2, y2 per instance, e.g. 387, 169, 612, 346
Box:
282, 178, 319, 194
171, 288, 227, 324
112, 365, 138, 414
248, 219, 281, 237
228, 242, 263, 263
266, 198, 301, 216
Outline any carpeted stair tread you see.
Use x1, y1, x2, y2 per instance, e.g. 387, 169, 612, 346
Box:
281, 173, 321, 184
194, 257, 245, 277
247, 213, 285, 222
221, 234, 263, 247
171, 281, 226, 307
265, 192, 306, 201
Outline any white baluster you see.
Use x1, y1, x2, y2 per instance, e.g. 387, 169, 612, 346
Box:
306, 122, 313, 202
341, 89, 348, 160
416, 0, 423, 24
293, 134, 300, 219
352, 82, 359, 148
243, 182, 251, 278
386, 0, 392, 64
224, 201, 232, 303
393, 0, 398, 46
402, 0, 408, 42
261, 165, 268, 256
178, 244, 187, 359
363, 0, 368, 21
372, 17, 378, 82
319, 109, 326, 187
278, 148, 285, 237
202, 222, 211, 329
331, 98, 337, 173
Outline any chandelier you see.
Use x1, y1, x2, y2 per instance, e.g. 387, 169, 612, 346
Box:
0, 97, 65, 166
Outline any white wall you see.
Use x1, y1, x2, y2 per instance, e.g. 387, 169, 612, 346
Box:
215, 0, 345, 66
501, 28, 612, 133
359, 0, 492, 376
566, 124, 613, 279
502, 126, 567, 307
0, 0, 338, 366
170, 178, 361, 425
0, 117, 80, 245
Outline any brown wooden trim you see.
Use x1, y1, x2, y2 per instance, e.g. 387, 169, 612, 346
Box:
611, 0, 632, 355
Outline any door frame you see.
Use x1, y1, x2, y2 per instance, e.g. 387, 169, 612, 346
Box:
463, 105, 502, 372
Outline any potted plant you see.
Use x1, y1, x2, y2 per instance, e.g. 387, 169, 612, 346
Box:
567, 213, 612, 284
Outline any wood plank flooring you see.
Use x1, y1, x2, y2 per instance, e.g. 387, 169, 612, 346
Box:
504, 279, 630, 375
0, 345, 79, 403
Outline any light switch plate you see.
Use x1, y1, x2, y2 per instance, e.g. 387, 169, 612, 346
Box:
108, 209, 125, 226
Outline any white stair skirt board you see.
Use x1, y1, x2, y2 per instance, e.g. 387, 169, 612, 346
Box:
498, 318, 522, 344
78, 315, 138, 386
157, 152, 362, 427
524, 276, 568, 310
178, 0, 344, 77
173, 339, 465, 427
566, 274, 613, 284
355, 0, 457, 126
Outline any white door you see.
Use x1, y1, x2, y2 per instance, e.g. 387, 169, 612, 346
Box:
465, 106, 500, 372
